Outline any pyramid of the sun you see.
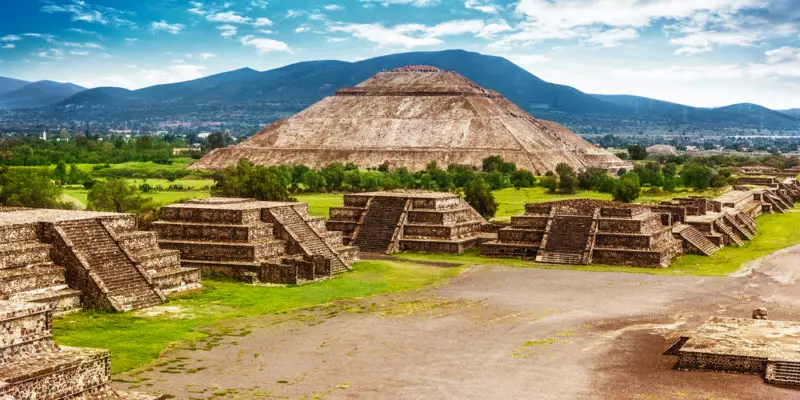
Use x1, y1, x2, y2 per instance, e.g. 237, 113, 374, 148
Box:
190, 66, 628, 174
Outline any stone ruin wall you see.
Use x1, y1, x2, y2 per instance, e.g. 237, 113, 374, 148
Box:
675, 352, 766, 374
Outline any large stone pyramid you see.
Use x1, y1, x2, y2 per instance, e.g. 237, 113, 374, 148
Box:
191, 66, 628, 174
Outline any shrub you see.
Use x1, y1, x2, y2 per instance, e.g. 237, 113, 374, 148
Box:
613, 173, 640, 203
464, 177, 498, 219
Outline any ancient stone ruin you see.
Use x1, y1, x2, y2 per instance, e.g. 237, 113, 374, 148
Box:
481, 199, 682, 267
668, 316, 800, 387
326, 191, 486, 254
0, 300, 160, 399
0, 209, 198, 313
190, 66, 629, 174
154, 198, 357, 284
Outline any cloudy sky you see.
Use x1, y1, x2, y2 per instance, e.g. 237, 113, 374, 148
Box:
1, 0, 799, 109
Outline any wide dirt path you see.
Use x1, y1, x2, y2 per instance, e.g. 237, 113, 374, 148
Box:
115, 252, 800, 399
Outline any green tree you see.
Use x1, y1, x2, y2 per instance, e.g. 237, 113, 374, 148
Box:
681, 163, 714, 190
510, 169, 536, 189
627, 144, 648, 160
53, 160, 67, 184
67, 164, 89, 185
555, 163, 578, 194
87, 178, 151, 213
613, 173, 641, 203
464, 176, 497, 219
0, 167, 64, 208
211, 159, 290, 201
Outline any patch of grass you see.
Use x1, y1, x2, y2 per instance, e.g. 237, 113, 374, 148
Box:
393, 210, 800, 276
52, 260, 461, 374
294, 193, 345, 217
62, 188, 209, 209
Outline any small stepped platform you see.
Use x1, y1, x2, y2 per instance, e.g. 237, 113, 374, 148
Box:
483, 199, 683, 268
672, 316, 800, 389
328, 191, 486, 255
156, 198, 357, 284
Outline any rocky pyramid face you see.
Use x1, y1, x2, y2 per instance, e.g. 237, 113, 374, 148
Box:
191, 66, 628, 173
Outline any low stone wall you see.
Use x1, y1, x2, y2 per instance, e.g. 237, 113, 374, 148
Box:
399, 238, 475, 254
160, 207, 260, 224
329, 207, 363, 221
407, 208, 477, 225
510, 215, 548, 229
498, 228, 543, 243
154, 222, 271, 243
0, 224, 38, 245
675, 352, 765, 374
403, 222, 481, 239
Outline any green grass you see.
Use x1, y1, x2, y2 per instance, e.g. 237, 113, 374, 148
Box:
393, 209, 800, 277
294, 193, 345, 217
71, 158, 198, 175
62, 187, 210, 209
125, 178, 213, 190
53, 260, 462, 374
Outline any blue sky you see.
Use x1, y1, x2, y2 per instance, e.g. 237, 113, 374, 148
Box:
1, 0, 799, 109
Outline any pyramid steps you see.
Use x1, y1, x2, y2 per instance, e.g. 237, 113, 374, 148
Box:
674, 224, 720, 256
267, 206, 350, 274
57, 219, 163, 312
714, 220, 744, 247
352, 197, 408, 253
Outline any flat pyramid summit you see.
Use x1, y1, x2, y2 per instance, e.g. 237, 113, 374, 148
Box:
191, 66, 628, 173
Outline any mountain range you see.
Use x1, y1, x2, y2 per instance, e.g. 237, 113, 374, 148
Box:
1, 50, 799, 133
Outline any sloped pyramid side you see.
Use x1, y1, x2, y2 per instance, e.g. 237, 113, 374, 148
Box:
191, 69, 628, 174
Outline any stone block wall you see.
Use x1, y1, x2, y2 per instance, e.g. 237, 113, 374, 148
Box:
675, 352, 765, 374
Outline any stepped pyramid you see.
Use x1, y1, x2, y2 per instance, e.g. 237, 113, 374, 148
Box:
482, 199, 683, 267
191, 66, 629, 174
326, 190, 486, 254
154, 198, 357, 284
0, 209, 200, 312
0, 300, 160, 399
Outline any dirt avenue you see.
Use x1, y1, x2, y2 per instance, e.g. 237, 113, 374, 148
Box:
113, 245, 800, 399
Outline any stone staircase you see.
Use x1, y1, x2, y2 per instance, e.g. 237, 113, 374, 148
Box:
723, 213, 753, 240
535, 214, 593, 265
352, 197, 409, 253
674, 224, 720, 256
57, 219, 163, 312
765, 193, 790, 213
714, 219, 744, 247
766, 361, 800, 386
267, 206, 351, 274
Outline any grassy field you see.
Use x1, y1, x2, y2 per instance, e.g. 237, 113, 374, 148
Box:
295, 187, 722, 221
63, 187, 210, 209
70, 158, 199, 175
394, 208, 800, 276
53, 260, 462, 374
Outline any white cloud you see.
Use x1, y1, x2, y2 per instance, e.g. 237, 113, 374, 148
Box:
286, 10, 303, 18
251, 0, 269, 8
1, 35, 22, 42
326, 36, 349, 43
240, 35, 292, 53
259, 29, 274, 35
329, 19, 511, 48
70, 50, 90, 56
1, 43, 15, 49
152, 20, 185, 34
583, 28, 638, 47
295, 25, 312, 33
465, 0, 498, 14
41, 0, 134, 27
207, 11, 251, 24
748, 47, 800, 79
62, 41, 104, 49
218, 25, 238, 38
199, 52, 218, 60
188, 1, 206, 15
254, 17, 273, 27
359, 0, 439, 7
36, 48, 65, 60
324, 4, 345, 11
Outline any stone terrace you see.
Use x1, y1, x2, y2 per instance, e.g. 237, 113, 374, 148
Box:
670, 316, 800, 387
0, 300, 159, 399
154, 198, 357, 285
481, 199, 682, 267
0, 209, 196, 313
326, 190, 486, 255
